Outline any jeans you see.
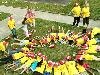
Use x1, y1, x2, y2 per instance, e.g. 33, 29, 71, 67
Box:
8, 48, 21, 55
44, 72, 50, 75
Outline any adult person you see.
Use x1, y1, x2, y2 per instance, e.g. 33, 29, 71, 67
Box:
8, 15, 17, 39
71, 3, 81, 26
82, 3, 90, 27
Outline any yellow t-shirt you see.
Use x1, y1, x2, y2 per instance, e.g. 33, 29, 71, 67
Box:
82, 7, 90, 18
50, 33, 56, 37
25, 58, 35, 67
58, 33, 65, 40
22, 47, 29, 53
77, 64, 86, 73
8, 19, 15, 30
59, 64, 69, 75
0, 42, 6, 51
86, 45, 97, 53
82, 54, 95, 60
47, 38, 51, 43
91, 27, 100, 38
20, 57, 29, 64
72, 6, 81, 17
13, 52, 25, 60
35, 60, 46, 74
54, 66, 61, 75
87, 39, 97, 46
36, 56, 42, 62
45, 65, 52, 73
26, 18, 35, 24
77, 38, 84, 45
66, 61, 79, 75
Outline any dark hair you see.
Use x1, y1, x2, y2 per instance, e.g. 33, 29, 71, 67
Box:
77, 60, 84, 65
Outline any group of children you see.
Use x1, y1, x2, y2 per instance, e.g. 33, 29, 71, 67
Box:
0, 24, 100, 75
8, 8, 35, 39
0, 1, 100, 74
71, 1, 90, 27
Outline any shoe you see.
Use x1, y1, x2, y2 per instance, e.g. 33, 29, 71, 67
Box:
77, 25, 79, 27
72, 25, 74, 26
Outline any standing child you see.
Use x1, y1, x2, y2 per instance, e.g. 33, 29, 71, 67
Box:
82, 3, 90, 27
8, 16, 17, 39
25, 9, 35, 27
71, 3, 81, 26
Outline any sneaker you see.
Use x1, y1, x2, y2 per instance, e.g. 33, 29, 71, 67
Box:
77, 25, 79, 27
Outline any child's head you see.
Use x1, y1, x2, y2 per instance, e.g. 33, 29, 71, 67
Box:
54, 62, 60, 68
48, 60, 54, 67
59, 60, 65, 65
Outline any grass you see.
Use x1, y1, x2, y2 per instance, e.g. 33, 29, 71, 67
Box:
0, 0, 100, 20
0, 12, 10, 21
0, 18, 100, 75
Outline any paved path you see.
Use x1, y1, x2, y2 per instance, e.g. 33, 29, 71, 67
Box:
0, 5, 100, 40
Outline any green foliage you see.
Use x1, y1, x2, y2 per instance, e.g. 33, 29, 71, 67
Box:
0, 18, 100, 75
0, 12, 10, 21
0, 0, 100, 20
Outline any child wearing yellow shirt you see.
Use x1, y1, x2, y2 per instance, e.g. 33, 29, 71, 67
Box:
59, 60, 69, 75
54, 62, 61, 75
8, 16, 17, 39
44, 60, 53, 75
76, 60, 89, 75
65, 61, 79, 75
71, 3, 81, 26
82, 3, 90, 26
14, 57, 35, 74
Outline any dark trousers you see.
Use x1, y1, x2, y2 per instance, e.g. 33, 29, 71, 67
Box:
0, 55, 13, 66
83, 17, 89, 25
73, 17, 80, 26
11, 28, 17, 38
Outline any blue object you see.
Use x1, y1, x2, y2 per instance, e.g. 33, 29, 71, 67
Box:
30, 61, 38, 72
44, 72, 50, 75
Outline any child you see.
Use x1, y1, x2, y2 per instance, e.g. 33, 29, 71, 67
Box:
59, 60, 69, 75
76, 60, 89, 75
82, 3, 90, 26
65, 61, 79, 75
44, 60, 54, 75
8, 15, 17, 39
25, 9, 35, 27
71, 3, 81, 26
33, 56, 47, 75
14, 57, 35, 74
53, 62, 61, 75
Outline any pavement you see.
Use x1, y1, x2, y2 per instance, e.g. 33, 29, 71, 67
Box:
0, 5, 100, 40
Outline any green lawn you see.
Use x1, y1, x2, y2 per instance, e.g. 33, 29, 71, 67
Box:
0, 0, 100, 20
0, 18, 100, 75
0, 12, 10, 21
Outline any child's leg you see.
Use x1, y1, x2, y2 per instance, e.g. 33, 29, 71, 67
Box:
7, 64, 15, 70
14, 64, 25, 71
20, 67, 27, 74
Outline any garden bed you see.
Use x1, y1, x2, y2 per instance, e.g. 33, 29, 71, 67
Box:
0, 18, 100, 75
